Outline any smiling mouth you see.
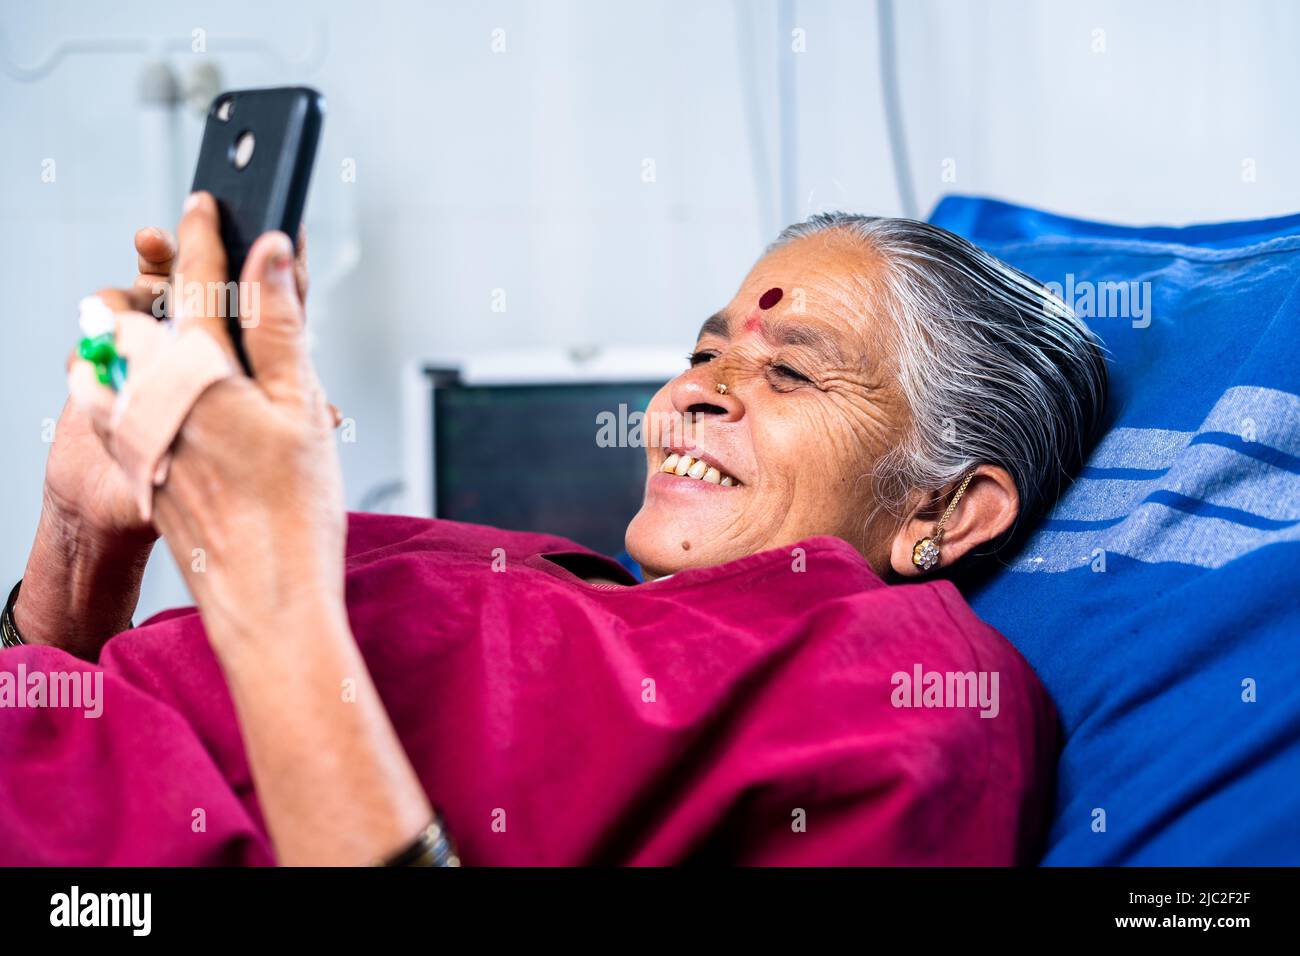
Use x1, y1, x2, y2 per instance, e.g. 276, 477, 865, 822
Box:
658, 453, 741, 486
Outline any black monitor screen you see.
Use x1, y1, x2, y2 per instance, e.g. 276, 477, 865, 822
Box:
433, 382, 662, 559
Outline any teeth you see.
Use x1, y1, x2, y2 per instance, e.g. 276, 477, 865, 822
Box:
660, 453, 740, 486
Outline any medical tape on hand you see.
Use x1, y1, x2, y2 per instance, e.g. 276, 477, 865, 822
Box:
105, 313, 237, 522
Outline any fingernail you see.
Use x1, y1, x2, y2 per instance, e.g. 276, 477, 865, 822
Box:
266, 234, 295, 283
274, 231, 294, 258
184, 192, 201, 212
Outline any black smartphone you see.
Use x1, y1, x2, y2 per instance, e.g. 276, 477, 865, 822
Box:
191, 86, 325, 372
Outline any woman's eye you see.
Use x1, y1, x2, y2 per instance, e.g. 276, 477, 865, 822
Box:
772, 364, 812, 384
688, 351, 716, 367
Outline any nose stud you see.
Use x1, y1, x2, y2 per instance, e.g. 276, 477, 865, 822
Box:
715, 382, 729, 395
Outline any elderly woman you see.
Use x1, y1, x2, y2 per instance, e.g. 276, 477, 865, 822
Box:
1, 196, 1105, 866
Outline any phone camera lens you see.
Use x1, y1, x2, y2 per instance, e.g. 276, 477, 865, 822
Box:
231, 131, 255, 170
215, 98, 233, 122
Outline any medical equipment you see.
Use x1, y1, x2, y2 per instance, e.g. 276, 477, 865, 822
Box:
404, 349, 682, 559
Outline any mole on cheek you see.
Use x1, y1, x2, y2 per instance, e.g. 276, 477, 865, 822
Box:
681, 540, 691, 551
759, 287, 783, 310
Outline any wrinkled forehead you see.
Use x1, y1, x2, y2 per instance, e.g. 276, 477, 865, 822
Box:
707, 233, 899, 366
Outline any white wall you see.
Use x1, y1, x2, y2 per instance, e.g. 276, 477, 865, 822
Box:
898, 0, 1300, 223
2, 0, 1297, 616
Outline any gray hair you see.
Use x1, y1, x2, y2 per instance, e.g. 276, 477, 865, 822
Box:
768, 213, 1108, 551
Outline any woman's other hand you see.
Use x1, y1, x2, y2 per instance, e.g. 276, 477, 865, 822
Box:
9, 232, 182, 657
36, 229, 181, 546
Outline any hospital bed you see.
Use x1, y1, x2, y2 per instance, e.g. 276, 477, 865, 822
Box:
405, 197, 1300, 864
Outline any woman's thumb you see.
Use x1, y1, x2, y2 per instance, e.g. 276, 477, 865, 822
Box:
240, 230, 311, 404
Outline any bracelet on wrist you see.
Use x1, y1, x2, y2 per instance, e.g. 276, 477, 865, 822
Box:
375, 815, 461, 867
2, 577, 136, 650
2, 580, 26, 648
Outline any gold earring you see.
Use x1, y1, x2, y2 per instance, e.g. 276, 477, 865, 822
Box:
911, 472, 975, 572
715, 382, 729, 395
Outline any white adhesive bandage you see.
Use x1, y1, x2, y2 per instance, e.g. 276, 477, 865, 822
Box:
69, 307, 236, 521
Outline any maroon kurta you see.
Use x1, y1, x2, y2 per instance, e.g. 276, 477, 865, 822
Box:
0, 513, 1056, 865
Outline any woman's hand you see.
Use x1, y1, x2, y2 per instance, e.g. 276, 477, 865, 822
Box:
134, 222, 332, 638
11, 231, 184, 656
76, 193, 432, 864
143, 199, 344, 651
133, 222, 310, 309
41, 228, 186, 544
12, 222, 309, 658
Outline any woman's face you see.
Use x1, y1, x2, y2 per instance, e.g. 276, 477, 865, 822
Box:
625, 233, 911, 578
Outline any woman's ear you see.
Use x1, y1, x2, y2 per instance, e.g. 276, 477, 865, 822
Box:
888, 465, 1019, 577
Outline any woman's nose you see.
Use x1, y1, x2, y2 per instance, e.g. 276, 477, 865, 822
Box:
669, 365, 744, 423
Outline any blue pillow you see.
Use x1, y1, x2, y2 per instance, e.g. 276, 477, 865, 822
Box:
930, 195, 1300, 865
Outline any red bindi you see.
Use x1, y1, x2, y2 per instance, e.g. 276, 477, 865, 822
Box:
759, 287, 783, 310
